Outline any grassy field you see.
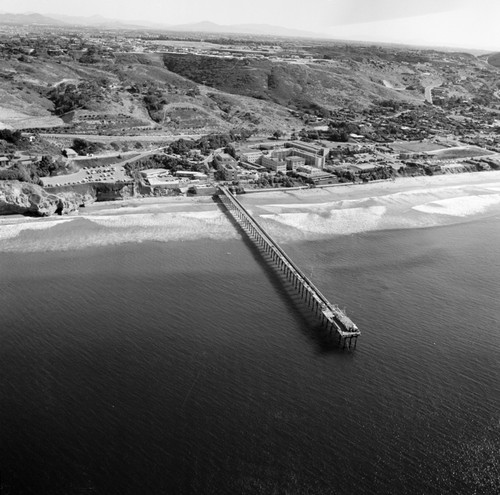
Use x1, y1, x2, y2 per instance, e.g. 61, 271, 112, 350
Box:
389, 141, 447, 153
428, 146, 494, 160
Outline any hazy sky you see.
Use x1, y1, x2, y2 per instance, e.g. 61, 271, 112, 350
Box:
2, 0, 499, 50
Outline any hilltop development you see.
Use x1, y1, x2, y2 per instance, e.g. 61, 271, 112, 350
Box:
1, 20, 500, 215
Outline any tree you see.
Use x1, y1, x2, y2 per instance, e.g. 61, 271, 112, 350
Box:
79, 46, 101, 64
71, 138, 104, 156
224, 144, 237, 159
0, 163, 31, 182
36, 156, 54, 176
0, 129, 22, 145
272, 130, 283, 140
34, 156, 66, 177
47, 84, 82, 115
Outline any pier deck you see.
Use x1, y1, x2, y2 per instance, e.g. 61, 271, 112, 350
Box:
218, 186, 360, 349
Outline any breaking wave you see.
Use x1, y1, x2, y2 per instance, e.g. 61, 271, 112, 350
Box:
2, 175, 500, 252
249, 185, 500, 242
412, 194, 500, 216
0, 210, 238, 253
0, 218, 75, 241
261, 206, 388, 238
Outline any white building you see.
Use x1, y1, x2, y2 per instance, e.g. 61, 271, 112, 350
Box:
241, 151, 263, 163
261, 155, 287, 173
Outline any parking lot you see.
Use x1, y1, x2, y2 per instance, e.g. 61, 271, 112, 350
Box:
41, 164, 130, 187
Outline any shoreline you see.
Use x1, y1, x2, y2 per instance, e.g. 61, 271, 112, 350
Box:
73, 169, 500, 215
0, 169, 499, 252
241, 170, 500, 200
0, 169, 499, 218
1, 169, 500, 231
82, 194, 215, 214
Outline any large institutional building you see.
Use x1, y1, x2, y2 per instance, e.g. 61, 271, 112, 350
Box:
242, 142, 328, 173
214, 142, 331, 183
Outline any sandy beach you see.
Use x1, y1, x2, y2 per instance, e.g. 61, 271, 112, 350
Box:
241, 170, 500, 204
1, 171, 500, 251
238, 171, 500, 241
85, 170, 500, 212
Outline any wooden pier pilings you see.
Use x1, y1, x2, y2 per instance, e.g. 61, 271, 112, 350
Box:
218, 186, 360, 348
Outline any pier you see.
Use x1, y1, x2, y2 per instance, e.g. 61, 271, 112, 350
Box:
218, 186, 360, 349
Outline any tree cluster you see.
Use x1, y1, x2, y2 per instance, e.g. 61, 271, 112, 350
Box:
35, 156, 66, 177
71, 138, 106, 156
0, 129, 22, 145
124, 154, 195, 178
0, 163, 36, 182
143, 88, 167, 122
47, 81, 104, 116
255, 172, 297, 188
169, 132, 249, 156
79, 46, 103, 64
0, 155, 65, 183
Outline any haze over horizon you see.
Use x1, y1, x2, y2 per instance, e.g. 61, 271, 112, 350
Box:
1, 0, 499, 50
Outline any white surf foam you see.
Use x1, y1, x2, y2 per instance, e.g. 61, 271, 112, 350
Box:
256, 189, 500, 241
261, 206, 388, 238
80, 210, 238, 245
0, 210, 239, 253
3, 179, 500, 252
481, 182, 500, 193
412, 194, 500, 217
0, 218, 75, 241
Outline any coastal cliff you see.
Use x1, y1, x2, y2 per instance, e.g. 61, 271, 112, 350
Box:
51, 182, 137, 202
0, 181, 92, 216
0, 180, 177, 217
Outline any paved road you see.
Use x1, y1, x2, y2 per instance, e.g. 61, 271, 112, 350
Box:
424, 86, 433, 104
40, 133, 205, 143
424, 83, 442, 104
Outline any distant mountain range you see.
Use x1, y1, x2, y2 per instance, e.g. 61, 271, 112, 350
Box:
0, 12, 321, 38
0, 12, 66, 26
46, 13, 166, 30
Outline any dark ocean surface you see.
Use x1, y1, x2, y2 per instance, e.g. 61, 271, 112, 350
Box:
0, 210, 499, 494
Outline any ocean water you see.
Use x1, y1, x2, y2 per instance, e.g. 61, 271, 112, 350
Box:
1, 181, 500, 494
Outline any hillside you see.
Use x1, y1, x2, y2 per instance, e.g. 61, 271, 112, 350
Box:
488, 53, 500, 68
0, 29, 499, 140
0, 51, 307, 135
162, 53, 425, 112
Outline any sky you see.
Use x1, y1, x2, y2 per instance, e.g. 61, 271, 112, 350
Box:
1, 0, 500, 50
